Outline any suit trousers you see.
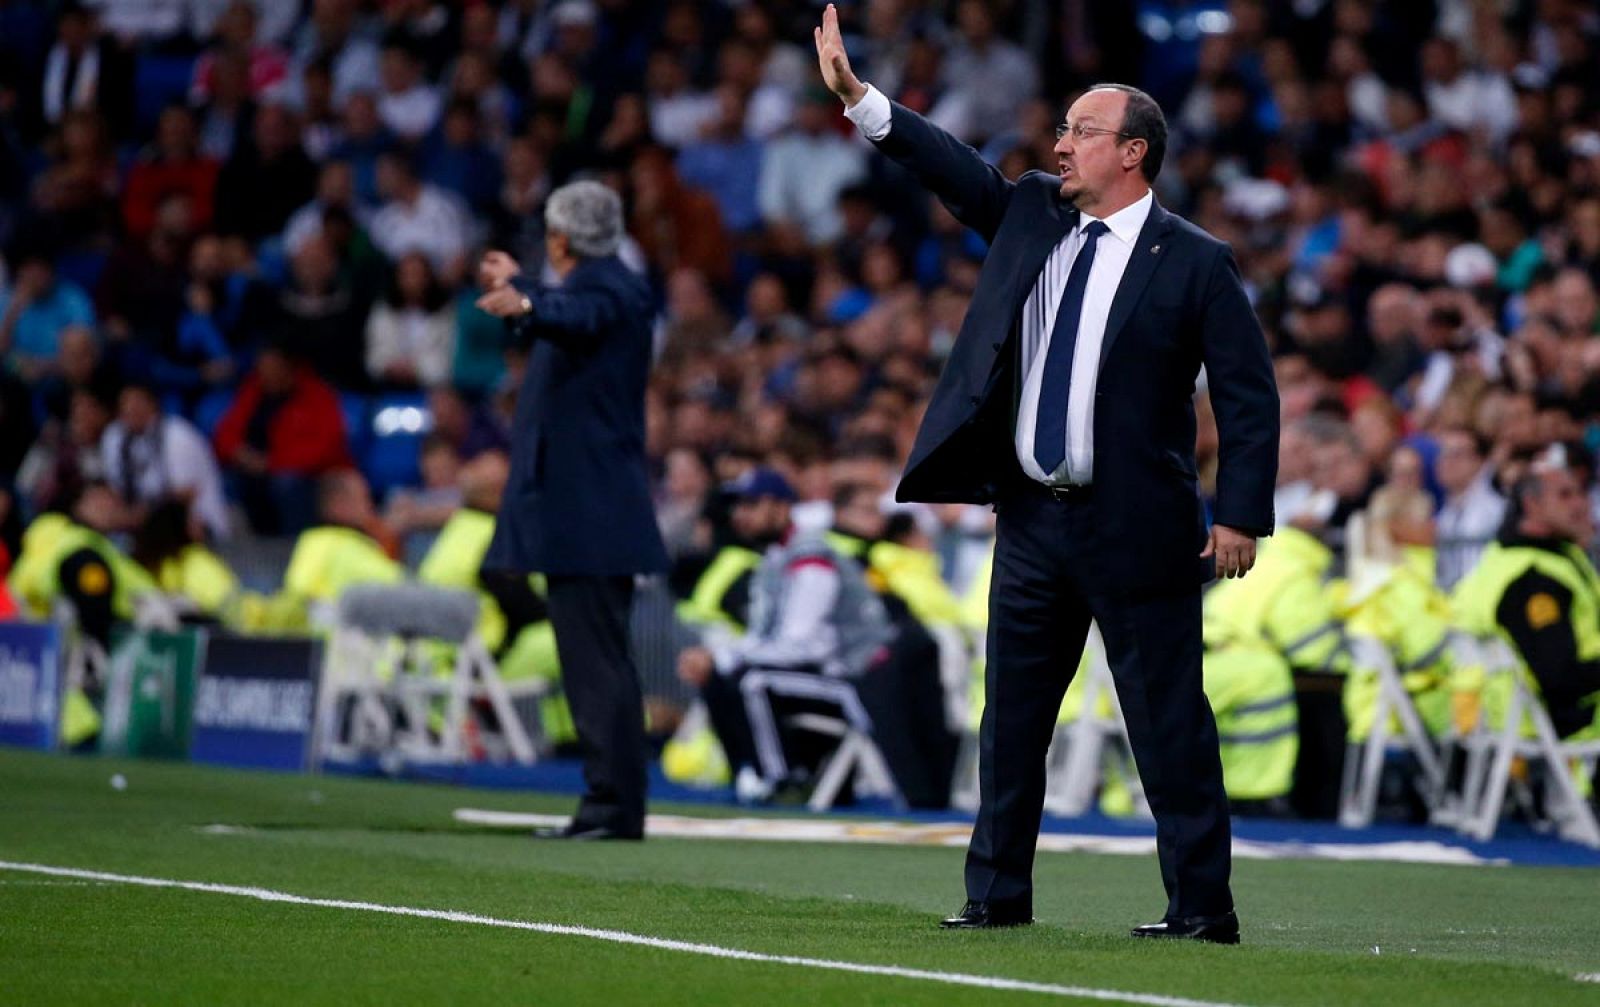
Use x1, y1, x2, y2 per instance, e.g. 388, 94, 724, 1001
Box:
965, 481, 1233, 919
546, 574, 647, 834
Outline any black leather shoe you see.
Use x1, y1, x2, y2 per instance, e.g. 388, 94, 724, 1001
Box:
532, 822, 644, 841
939, 900, 1033, 929
1130, 911, 1239, 944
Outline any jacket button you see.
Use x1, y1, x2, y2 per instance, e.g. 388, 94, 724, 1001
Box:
969, 395, 980, 405
992, 342, 1002, 351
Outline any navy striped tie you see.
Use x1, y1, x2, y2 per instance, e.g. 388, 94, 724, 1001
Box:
1032, 219, 1108, 477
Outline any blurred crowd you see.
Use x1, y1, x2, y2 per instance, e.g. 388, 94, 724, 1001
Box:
3, 0, 1600, 809
0, 0, 1597, 580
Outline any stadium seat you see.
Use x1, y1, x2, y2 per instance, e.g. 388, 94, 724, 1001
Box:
952, 629, 1151, 819
338, 392, 372, 460
737, 668, 901, 811
52, 249, 109, 294
362, 393, 429, 497
1044, 629, 1151, 820
1336, 634, 1451, 830
1454, 636, 1600, 848
133, 54, 198, 136
189, 388, 235, 439
315, 583, 540, 768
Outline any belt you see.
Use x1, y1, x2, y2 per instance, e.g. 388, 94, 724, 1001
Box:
1027, 480, 1092, 501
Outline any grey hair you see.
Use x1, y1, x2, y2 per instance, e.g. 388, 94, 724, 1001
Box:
544, 180, 623, 258
1086, 82, 1167, 183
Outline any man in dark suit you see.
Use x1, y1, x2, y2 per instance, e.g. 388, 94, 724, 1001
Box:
816, 6, 1278, 942
476, 180, 669, 841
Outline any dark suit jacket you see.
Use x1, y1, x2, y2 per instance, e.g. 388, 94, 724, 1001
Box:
483, 255, 669, 577
876, 102, 1279, 595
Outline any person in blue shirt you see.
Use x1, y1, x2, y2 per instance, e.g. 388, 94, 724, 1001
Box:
0, 248, 95, 380
676, 86, 766, 234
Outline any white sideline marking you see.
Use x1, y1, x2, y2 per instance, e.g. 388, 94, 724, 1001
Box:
0, 859, 1258, 1007
450, 809, 1503, 867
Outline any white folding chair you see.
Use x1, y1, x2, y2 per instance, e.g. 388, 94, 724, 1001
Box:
949, 626, 1150, 818
51, 598, 108, 694
1455, 636, 1600, 847
1044, 625, 1151, 819
314, 584, 539, 768
948, 727, 981, 813
738, 668, 901, 812
928, 624, 975, 735
1336, 633, 1450, 829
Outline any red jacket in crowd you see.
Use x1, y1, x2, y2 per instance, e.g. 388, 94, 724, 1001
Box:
121, 156, 220, 240
213, 366, 352, 475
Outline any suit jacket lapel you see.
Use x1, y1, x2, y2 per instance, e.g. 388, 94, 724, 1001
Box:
981, 197, 1074, 407
1098, 200, 1176, 368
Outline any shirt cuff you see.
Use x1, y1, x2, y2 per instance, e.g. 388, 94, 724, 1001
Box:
842, 83, 892, 141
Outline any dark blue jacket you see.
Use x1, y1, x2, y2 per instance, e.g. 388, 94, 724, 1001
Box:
482, 256, 669, 577
877, 101, 1279, 594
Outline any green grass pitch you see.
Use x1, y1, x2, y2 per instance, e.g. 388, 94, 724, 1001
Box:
2, 747, 1597, 1006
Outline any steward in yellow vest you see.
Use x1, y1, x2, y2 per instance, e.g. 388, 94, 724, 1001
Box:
1451, 464, 1600, 740
830, 483, 965, 629
1337, 552, 1455, 743
677, 541, 761, 632
7, 487, 157, 747
130, 498, 244, 621
9, 495, 155, 645
1201, 630, 1298, 808
1204, 526, 1347, 672
1204, 525, 1348, 818
278, 471, 402, 630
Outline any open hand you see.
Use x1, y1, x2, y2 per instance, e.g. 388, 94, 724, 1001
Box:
813, 4, 866, 106
1201, 524, 1257, 579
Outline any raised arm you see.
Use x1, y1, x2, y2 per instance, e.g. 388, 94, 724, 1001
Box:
814, 3, 1013, 241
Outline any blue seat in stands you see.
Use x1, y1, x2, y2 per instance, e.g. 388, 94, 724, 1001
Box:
133, 54, 197, 136
362, 392, 429, 497
53, 249, 109, 293
338, 393, 371, 461
190, 388, 235, 439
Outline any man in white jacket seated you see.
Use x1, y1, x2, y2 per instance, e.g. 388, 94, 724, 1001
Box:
677, 467, 895, 802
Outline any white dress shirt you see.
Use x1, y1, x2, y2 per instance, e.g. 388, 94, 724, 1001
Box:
845, 83, 1149, 485
1012, 191, 1150, 484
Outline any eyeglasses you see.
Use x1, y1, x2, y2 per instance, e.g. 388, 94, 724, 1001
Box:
1055, 122, 1136, 142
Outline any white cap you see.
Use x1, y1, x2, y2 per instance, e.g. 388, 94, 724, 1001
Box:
1444, 242, 1497, 289
1569, 130, 1600, 159
552, 0, 598, 27
1221, 177, 1289, 221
